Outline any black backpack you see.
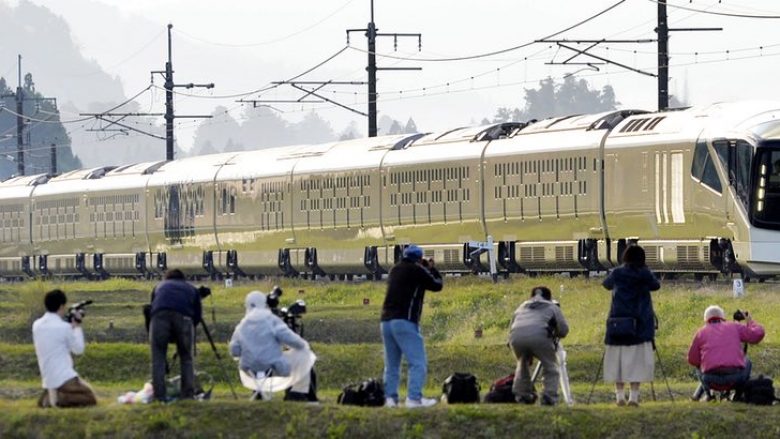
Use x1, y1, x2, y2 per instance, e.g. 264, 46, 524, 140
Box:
337, 378, 385, 407
740, 375, 778, 405
442, 373, 480, 403
484, 374, 516, 403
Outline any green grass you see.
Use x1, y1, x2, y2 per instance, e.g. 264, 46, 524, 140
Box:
2, 276, 780, 438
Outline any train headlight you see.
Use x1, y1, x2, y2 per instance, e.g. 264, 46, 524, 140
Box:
757, 164, 768, 212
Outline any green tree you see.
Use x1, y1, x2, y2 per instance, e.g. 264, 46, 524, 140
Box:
488, 76, 619, 124
0, 73, 82, 178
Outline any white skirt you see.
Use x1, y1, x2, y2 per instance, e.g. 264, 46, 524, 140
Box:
603, 342, 655, 383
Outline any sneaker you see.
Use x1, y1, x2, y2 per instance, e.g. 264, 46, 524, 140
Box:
384, 398, 398, 408
627, 400, 640, 407
616, 399, 626, 407
405, 397, 437, 408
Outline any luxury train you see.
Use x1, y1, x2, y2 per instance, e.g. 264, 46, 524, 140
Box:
1, 101, 779, 280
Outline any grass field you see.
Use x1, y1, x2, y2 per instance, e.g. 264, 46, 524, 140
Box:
1, 275, 779, 438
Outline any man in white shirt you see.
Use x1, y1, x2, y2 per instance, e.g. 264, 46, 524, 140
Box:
32, 289, 97, 408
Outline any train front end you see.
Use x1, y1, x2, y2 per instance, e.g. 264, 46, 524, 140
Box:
744, 136, 780, 277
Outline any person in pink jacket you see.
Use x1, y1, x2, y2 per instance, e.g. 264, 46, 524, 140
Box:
688, 305, 765, 400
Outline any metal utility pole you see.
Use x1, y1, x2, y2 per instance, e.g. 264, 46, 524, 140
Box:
1, 55, 59, 176
246, 1, 421, 136
348, 0, 421, 137
156, 24, 214, 160
50, 142, 56, 175
656, 0, 721, 111
657, 0, 669, 111
15, 55, 23, 176
81, 24, 214, 161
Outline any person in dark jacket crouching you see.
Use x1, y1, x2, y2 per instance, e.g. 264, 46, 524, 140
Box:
602, 245, 660, 407
381, 244, 443, 408
149, 269, 203, 402
509, 286, 569, 406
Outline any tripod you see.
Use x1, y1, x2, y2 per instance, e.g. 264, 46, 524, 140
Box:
530, 342, 574, 406
586, 341, 674, 404
199, 320, 239, 400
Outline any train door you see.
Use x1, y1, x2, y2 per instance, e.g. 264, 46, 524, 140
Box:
713, 139, 753, 240
689, 139, 725, 233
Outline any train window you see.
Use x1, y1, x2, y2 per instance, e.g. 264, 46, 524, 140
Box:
691, 140, 708, 181
701, 158, 722, 193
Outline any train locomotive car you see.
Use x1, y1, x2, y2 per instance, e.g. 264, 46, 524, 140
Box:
1, 101, 779, 280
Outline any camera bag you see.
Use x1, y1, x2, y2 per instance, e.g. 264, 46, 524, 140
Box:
484, 374, 516, 403
740, 375, 778, 405
442, 372, 480, 403
337, 378, 385, 406
606, 317, 637, 338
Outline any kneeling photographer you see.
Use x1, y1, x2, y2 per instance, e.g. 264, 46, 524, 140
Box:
508, 286, 569, 406
148, 269, 203, 402
688, 305, 765, 400
32, 289, 97, 408
230, 289, 316, 401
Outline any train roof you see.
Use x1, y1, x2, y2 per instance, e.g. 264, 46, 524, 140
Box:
146, 152, 239, 186
606, 101, 780, 149
292, 134, 420, 175
0, 173, 48, 201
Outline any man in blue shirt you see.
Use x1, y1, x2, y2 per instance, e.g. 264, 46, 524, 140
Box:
149, 269, 203, 401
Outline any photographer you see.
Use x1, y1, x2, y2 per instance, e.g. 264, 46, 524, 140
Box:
602, 245, 660, 407
32, 289, 97, 408
149, 269, 203, 402
381, 244, 443, 408
230, 291, 315, 401
688, 305, 765, 400
509, 286, 569, 406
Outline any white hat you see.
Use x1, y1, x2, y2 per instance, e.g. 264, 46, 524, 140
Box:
245, 291, 268, 312
704, 305, 725, 322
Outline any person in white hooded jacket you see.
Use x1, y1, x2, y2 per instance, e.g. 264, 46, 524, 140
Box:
229, 291, 316, 400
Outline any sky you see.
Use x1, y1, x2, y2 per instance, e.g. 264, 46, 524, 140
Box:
9, 0, 780, 151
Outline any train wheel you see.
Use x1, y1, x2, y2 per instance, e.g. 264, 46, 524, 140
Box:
347, 274, 354, 281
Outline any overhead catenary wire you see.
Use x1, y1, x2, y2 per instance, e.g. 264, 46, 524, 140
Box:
647, 0, 780, 19
152, 46, 351, 100
173, 0, 356, 47
61, 29, 166, 77
345, 0, 628, 62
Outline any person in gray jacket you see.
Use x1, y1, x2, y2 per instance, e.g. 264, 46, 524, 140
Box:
509, 286, 570, 406
229, 291, 315, 400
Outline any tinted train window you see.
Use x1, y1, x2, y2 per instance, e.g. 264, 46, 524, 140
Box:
691, 140, 722, 193
701, 158, 722, 193
734, 141, 753, 204
751, 146, 780, 229
691, 140, 707, 179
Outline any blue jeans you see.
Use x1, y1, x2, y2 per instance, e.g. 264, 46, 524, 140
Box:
693, 359, 752, 398
381, 319, 427, 401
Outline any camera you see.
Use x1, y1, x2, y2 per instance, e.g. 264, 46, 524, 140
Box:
733, 309, 749, 321
267, 285, 283, 310
64, 300, 93, 324
267, 286, 307, 336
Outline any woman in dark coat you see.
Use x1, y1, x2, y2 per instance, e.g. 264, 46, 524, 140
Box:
602, 245, 660, 407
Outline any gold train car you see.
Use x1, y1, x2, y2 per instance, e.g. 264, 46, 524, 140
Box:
1, 101, 779, 280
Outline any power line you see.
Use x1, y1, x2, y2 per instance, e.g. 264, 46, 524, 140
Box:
346, 0, 628, 62
153, 46, 351, 100
61, 29, 166, 77
173, 0, 356, 47
649, 0, 780, 19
